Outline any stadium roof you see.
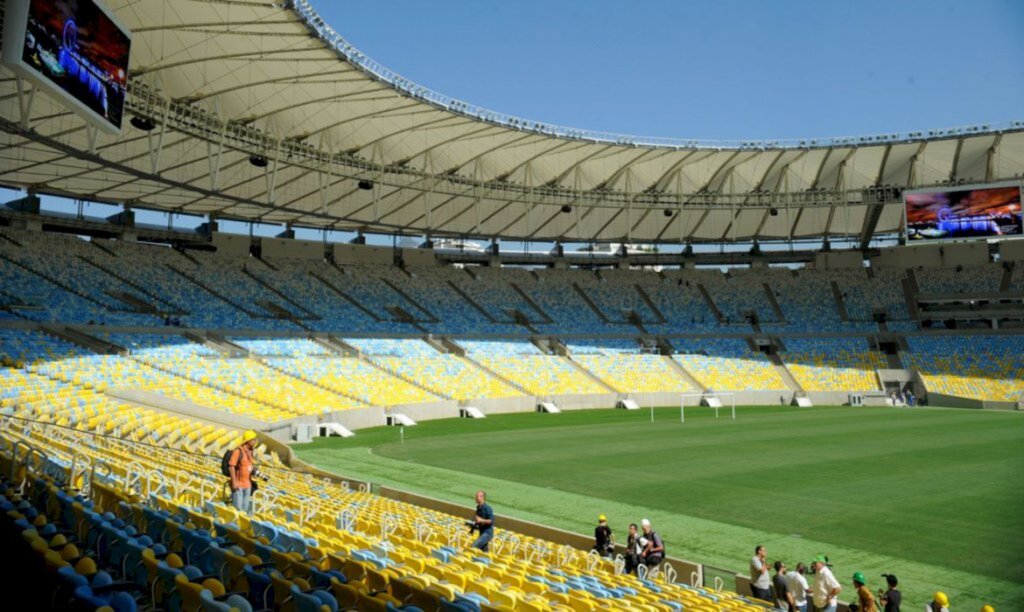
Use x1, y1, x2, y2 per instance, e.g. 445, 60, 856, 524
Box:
1, 0, 1023, 244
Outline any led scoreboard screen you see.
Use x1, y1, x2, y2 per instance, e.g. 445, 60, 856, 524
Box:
2, 0, 132, 133
905, 185, 1022, 242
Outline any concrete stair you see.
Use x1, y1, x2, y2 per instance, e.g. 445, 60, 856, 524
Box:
662, 355, 707, 392
564, 356, 620, 393
309, 271, 383, 322
460, 355, 533, 396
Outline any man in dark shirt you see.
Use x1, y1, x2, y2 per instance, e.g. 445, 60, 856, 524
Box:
470, 490, 494, 551
593, 514, 614, 557
624, 523, 640, 574
878, 573, 901, 612
773, 561, 793, 611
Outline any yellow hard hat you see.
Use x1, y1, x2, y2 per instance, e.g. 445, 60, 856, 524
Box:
933, 592, 949, 607
598, 514, 606, 522
241, 430, 259, 444
981, 606, 995, 612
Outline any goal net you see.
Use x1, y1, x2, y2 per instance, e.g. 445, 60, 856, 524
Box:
680, 393, 736, 423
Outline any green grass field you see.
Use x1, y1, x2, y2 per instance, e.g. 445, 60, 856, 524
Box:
293, 406, 1024, 609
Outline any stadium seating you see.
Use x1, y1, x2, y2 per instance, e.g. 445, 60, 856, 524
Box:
462, 340, 608, 396
916, 264, 1003, 294
781, 337, 885, 392
672, 339, 788, 391
567, 339, 696, 393
903, 335, 1024, 402
0, 415, 766, 612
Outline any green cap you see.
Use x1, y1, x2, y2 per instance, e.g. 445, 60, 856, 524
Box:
812, 554, 829, 564
853, 571, 866, 585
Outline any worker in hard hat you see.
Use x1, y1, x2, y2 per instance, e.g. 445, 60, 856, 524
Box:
227, 430, 259, 513
852, 571, 877, 612
593, 514, 614, 557
926, 591, 950, 612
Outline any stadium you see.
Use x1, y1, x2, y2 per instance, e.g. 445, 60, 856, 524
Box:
0, 0, 1022, 611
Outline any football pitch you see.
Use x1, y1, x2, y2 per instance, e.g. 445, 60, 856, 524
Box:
294, 406, 1024, 609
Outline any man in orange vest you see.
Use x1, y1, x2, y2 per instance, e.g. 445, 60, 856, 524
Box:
229, 430, 258, 513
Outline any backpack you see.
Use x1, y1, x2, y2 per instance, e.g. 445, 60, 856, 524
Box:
221, 448, 235, 478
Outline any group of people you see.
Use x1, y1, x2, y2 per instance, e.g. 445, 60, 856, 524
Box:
750, 548, 849, 612
221, 440, 993, 612
591, 515, 665, 574
750, 547, 995, 612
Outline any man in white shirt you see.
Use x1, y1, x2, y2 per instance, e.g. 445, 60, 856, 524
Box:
786, 562, 811, 612
811, 555, 841, 612
749, 545, 771, 601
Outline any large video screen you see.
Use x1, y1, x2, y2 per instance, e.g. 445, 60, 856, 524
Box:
2, 0, 131, 132
905, 186, 1022, 241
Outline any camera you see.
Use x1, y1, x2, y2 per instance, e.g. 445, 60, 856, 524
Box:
251, 467, 270, 482
465, 520, 479, 534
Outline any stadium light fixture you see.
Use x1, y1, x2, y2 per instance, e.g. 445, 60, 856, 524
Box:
249, 155, 269, 168
561, 205, 573, 213
663, 209, 674, 217
358, 179, 374, 190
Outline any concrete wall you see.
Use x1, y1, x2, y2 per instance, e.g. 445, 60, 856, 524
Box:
873, 242, 990, 269
333, 243, 393, 265
261, 237, 323, 260
814, 250, 863, 269
402, 248, 438, 267
395, 401, 460, 422
210, 231, 251, 256
325, 406, 388, 431
999, 238, 1024, 262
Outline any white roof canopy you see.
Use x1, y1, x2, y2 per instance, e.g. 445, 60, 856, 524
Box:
1, 0, 1022, 243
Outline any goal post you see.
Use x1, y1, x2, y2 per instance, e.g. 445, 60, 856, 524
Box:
680, 393, 736, 423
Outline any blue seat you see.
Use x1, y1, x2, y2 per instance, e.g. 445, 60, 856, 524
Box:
242, 565, 273, 610
290, 584, 338, 612
200, 588, 254, 612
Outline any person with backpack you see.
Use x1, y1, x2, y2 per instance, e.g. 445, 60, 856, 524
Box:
224, 430, 259, 514
638, 518, 665, 568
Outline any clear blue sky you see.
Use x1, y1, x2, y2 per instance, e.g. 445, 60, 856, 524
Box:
312, 0, 1023, 140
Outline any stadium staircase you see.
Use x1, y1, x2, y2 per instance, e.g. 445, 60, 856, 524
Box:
258, 358, 370, 406
437, 337, 467, 356
308, 270, 385, 322
510, 282, 556, 323
380, 278, 441, 324
761, 283, 786, 321
572, 283, 612, 323
829, 280, 851, 321
564, 356, 621, 393
761, 341, 806, 396
180, 332, 248, 357
445, 280, 499, 323
902, 270, 921, 320
634, 284, 668, 323
459, 354, 533, 396
39, 324, 124, 355
662, 355, 708, 392
0, 251, 113, 311
76, 254, 187, 315
696, 283, 726, 323
242, 267, 320, 320
1000, 262, 1014, 292
166, 264, 265, 319
311, 335, 360, 356
361, 354, 452, 401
